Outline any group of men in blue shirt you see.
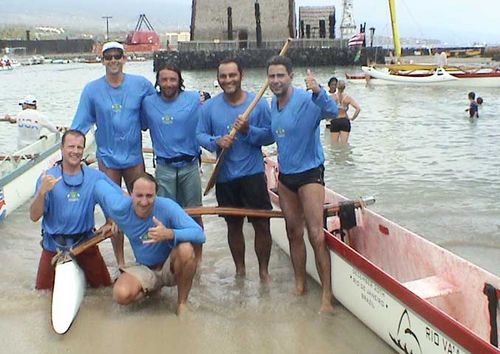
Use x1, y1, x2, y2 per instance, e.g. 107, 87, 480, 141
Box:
31, 41, 338, 315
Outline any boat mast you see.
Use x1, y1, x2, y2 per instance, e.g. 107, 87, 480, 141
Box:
388, 0, 401, 58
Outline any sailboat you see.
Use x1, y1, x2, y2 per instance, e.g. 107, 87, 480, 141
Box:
348, 0, 500, 87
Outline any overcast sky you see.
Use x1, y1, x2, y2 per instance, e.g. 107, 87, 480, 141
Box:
1, 0, 499, 45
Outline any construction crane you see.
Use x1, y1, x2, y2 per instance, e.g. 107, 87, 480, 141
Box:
125, 14, 161, 51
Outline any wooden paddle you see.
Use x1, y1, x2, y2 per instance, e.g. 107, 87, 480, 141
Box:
203, 38, 292, 196
68, 228, 114, 257
63, 196, 374, 258
185, 196, 374, 218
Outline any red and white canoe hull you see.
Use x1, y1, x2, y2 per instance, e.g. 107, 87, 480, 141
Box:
264, 157, 500, 354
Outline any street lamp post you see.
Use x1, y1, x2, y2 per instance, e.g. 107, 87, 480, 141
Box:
102, 16, 112, 41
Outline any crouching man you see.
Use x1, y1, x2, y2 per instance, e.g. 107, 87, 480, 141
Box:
94, 172, 205, 315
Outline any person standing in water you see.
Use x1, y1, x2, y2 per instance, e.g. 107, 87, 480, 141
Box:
329, 80, 361, 144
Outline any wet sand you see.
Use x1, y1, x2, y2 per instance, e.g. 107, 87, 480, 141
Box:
0, 202, 393, 354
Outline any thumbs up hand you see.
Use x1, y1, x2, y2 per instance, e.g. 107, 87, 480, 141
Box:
304, 68, 320, 94
143, 216, 174, 244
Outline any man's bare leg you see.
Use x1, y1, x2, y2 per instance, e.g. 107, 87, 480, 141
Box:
226, 218, 246, 276
113, 272, 144, 305
123, 162, 146, 193
278, 183, 307, 295
299, 183, 333, 313
171, 243, 197, 316
252, 218, 272, 282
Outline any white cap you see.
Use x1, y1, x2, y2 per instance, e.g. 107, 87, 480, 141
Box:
102, 41, 124, 54
19, 95, 37, 106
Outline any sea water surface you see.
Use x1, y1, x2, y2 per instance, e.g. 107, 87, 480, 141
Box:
0, 61, 499, 354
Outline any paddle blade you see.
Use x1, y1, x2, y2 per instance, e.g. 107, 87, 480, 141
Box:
51, 259, 86, 334
203, 149, 226, 196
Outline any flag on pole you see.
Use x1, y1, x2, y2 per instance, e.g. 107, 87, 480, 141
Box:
348, 32, 365, 47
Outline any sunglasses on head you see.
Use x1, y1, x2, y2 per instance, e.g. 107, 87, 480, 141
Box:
103, 53, 124, 61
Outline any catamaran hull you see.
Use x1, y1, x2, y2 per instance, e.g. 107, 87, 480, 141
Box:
264, 157, 499, 354
356, 66, 500, 87
51, 258, 86, 334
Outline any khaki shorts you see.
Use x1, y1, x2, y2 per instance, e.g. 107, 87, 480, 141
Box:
122, 258, 176, 293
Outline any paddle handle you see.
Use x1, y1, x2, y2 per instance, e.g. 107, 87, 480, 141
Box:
227, 38, 292, 139
186, 196, 375, 218
204, 38, 292, 196
69, 229, 114, 257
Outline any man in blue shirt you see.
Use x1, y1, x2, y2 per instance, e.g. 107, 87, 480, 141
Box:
197, 58, 274, 282
30, 129, 123, 290
267, 55, 338, 313
71, 41, 155, 192
94, 173, 205, 315
142, 63, 204, 264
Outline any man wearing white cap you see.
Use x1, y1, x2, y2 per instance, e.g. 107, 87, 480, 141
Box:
3, 96, 58, 149
71, 41, 155, 192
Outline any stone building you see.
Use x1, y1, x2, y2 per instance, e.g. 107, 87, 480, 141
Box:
298, 6, 336, 39
190, 0, 296, 42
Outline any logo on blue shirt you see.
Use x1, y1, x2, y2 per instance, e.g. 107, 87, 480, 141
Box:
111, 103, 122, 112
276, 127, 285, 138
67, 191, 81, 202
162, 115, 174, 124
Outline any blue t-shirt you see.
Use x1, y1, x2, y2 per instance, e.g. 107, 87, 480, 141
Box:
270, 88, 338, 174
36, 165, 120, 252
71, 74, 156, 169
94, 180, 205, 266
197, 92, 274, 182
142, 90, 201, 167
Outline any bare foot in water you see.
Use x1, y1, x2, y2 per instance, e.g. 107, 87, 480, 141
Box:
319, 294, 334, 314
177, 303, 189, 317
260, 272, 271, 283
235, 268, 246, 278
293, 285, 307, 296
319, 302, 334, 314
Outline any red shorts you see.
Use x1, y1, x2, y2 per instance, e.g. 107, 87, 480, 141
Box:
35, 246, 112, 290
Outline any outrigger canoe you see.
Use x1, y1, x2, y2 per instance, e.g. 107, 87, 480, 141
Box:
263, 157, 499, 354
346, 65, 500, 87
0, 132, 62, 223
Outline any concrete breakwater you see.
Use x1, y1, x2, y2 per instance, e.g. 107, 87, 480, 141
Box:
153, 47, 386, 71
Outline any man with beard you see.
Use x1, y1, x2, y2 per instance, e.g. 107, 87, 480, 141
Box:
141, 63, 203, 263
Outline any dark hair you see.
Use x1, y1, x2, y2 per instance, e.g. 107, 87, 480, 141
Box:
155, 62, 184, 92
61, 129, 86, 147
131, 172, 159, 194
328, 77, 338, 87
476, 96, 483, 105
217, 58, 243, 76
266, 55, 293, 74
468, 91, 475, 100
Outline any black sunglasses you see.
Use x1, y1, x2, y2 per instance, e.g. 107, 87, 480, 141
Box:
103, 53, 124, 61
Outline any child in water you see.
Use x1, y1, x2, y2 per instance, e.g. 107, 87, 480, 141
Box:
465, 92, 479, 118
